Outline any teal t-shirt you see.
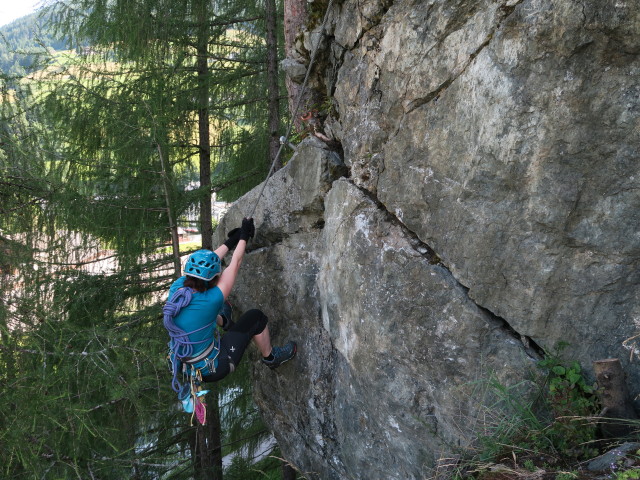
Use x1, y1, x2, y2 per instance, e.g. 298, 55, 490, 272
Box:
168, 276, 224, 357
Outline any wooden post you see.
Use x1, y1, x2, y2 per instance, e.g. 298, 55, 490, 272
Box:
593, 358, 638, 438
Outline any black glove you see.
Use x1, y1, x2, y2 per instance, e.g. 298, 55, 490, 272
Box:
223, 227, 242, 250
239, 217, 255, 241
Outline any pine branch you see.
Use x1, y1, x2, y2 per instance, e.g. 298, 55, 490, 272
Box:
212, 169, 263, 193
87, 387, 156, 412
208, 95, 287, 111
181, 66, 266, 77
134, 429, 196, 457
85, 201, 168, 212
0, 178, 40, 191
219, 429, 270, 450
0, 343, 108, 357
39, 254, 119, 268
48, 154, 167, 175
206, 55, 265, 65
172, 139, 247, 151
0, 199, 44, 213
179, 15, 265, 31
206, 41, 256, 49
220, 68, 267, 79
87, 397, 125, 412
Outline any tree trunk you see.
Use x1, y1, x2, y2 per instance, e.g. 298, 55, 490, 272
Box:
156, 143, 182, 279
192, 2, 222, 478
283, 0, 320, 132
283, 0, 305, 53
593, 358, 639, 438
265, 0, 282, 170
206, 388, 223, 478
192, 388, 223, 479
197, 0, 213, 250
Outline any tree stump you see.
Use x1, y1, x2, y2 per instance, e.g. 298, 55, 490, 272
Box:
593, 358, 639, 439
282, 462, 297, 480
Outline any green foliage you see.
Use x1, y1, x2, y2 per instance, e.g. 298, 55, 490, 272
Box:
0, 263, 181, 478
215, 355, 278, 479
37, 58, 198, 266
214, 126, 270, 202
44, 0, 288, 205
475, 376, 550, 462
1, 0, 289, 478
554, 472, 578, 480
537, 343, 600, 459
474, 343, 601, 472
617, 469, 640, 480
0, 11, 68, 79
225, 448, 285, 480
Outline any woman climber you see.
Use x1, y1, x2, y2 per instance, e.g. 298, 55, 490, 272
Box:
163, 217, 296, 418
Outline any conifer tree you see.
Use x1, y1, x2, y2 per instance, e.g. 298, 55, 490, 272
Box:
0, 0, 289, 478
1, 56, 197, 480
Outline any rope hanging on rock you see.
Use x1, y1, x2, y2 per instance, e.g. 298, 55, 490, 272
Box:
247, 0, 336, 218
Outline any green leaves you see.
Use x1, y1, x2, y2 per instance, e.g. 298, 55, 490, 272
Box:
537, 344, 600, 459
2, 0, 288, 477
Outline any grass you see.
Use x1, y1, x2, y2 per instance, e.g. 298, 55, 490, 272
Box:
441, 346, 640, 479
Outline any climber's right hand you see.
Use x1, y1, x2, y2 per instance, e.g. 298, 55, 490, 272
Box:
239, 217, 255, 241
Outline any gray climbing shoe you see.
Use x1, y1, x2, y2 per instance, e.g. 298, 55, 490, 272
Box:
262, 341, 297, 369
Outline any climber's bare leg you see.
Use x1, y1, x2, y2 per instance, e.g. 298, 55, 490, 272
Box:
253, 325, 272, 357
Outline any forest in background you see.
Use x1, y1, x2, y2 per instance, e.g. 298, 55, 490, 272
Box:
0, 11, 68, 77
0, 0, 295, 478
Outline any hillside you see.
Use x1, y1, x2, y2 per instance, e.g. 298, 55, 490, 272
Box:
0, 11, 67, 76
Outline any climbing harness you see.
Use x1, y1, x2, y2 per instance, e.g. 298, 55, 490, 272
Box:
247, 0, 336, 219
163, 287, 220, 425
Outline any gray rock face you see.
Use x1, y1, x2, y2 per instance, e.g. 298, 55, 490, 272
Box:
215, 0, 640, 477
332, 0, 640, 378
218, 141, 539, 479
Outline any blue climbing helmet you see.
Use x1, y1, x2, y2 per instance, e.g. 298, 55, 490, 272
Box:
184, 249, 221, 281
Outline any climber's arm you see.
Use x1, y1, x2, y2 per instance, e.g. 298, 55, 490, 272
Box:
216, 239, 246, 299
215, 218, 254, 299
214, 244, 229, 259
214, 227, 243, 260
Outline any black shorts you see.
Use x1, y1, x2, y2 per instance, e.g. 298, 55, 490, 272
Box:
202, 309, 268, 382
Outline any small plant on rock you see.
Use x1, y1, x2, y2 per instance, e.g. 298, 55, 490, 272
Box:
537, 342, 601, 459
616, 469, 640, 480
555, 471, 578, 480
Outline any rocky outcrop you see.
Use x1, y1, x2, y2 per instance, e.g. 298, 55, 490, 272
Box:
214, 0, 640, 478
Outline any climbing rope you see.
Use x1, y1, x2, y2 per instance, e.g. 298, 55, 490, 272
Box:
247, 0, 336, 218
163, 288, 219, 425
163, 288, 216, 392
